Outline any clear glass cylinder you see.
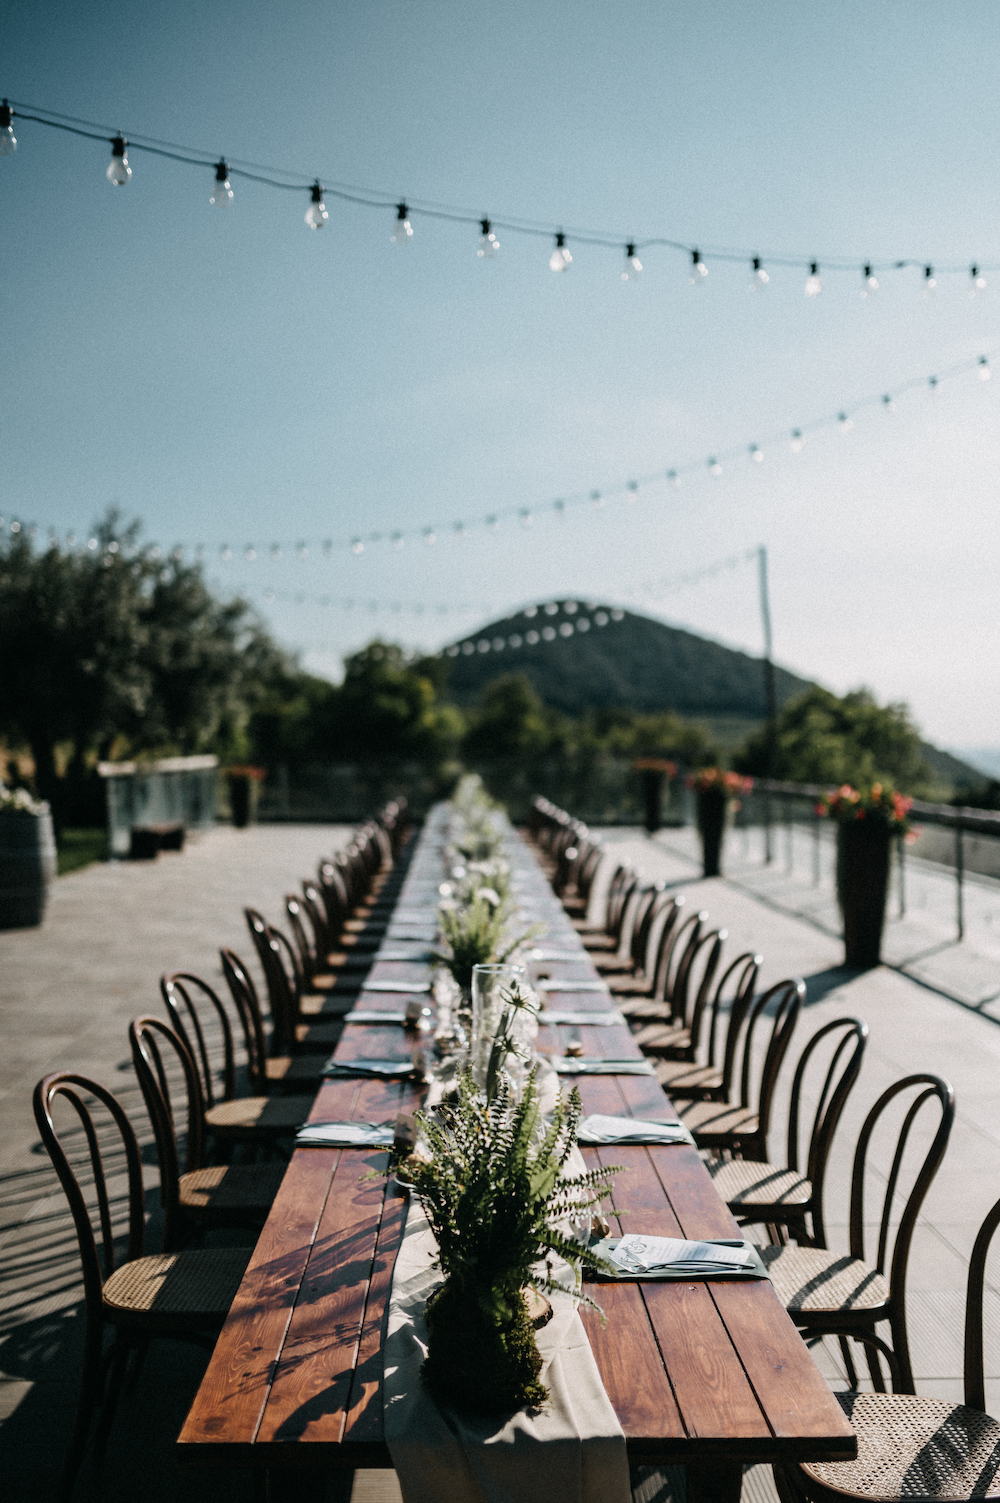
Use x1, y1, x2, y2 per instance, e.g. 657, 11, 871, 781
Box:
471, 963, 525, 1090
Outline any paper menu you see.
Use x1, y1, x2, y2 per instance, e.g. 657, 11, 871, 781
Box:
608, 1235, 754, 1271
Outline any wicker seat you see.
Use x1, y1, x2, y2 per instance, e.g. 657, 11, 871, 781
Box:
672, 979, 803, 1158
205, 1093, 310, 1137
777, 1179, 1000, 1503
131, 1014, 287, 1245
33, 1072, 251, 1499
706, 1018, 868, 1246
761, 1246, 890, 1312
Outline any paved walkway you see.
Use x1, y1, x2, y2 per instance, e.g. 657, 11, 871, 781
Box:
2, 819, 1000, 1502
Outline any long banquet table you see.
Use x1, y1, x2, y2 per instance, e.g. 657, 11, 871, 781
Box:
177, 807, 855, 1501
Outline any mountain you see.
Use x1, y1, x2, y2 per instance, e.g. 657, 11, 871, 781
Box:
441, 600, 811, 719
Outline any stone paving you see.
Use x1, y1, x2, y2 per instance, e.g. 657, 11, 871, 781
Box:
2, 818, 1000, 1502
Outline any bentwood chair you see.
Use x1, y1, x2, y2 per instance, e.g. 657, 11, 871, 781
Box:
574, 865, 635, 947
592, 882, 667, 974
300, 880, 376, 975
129, 1016, 284, 1247
219, 947, 331, 1090
706, 1017, 869, 1247
245, 909, 356, 1052
670, 977, 804, 1159
774, 1181, 1000, 1503
160, 972, 312, 1147
760, 1073, 954, 1397
33, 1072, 250, 1500
650, 951, 762, 1101
614, 906, 705, 1010
625, 923, 725, 1056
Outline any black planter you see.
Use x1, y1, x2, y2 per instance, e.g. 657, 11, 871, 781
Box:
228, 774, 258, 829
696, 788, 727, 877
641, 769, 665, 833
836, 819, 892, 967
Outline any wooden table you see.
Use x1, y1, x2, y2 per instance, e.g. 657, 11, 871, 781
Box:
178, 821, 855, 1501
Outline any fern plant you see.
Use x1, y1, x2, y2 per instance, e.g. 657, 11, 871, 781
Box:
436, 894, 542, 992
403, 1069, 621, 1414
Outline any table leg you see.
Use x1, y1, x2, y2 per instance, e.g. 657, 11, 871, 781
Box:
687, 1461, 743, 1503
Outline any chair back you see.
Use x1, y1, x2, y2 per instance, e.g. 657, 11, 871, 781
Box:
220, 947, 270, 1089
285, 894, 317, 981
963, 1191, 1000, 1411
602, 865, 632, 935
129, 1015, 205, 1251
159, 971, 237, 1106
625, 883, 665, 974
705, 951, 762, 1094
245, 908, 300, 1054
848, 1073, 954, 1389
657, 909, 706, 1019
575, 843, 604, 907
785, 1017, 868, 1248
677, 927, 727, 1052
317, 860, 350, 938
33, 1072, 146, 1310
734, 978, 804, 1153
301, 881, 333, 956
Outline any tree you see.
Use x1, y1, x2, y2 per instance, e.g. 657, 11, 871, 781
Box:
735, 686, 931, 791
461, 674, 552, 761
324, 642, 463, 766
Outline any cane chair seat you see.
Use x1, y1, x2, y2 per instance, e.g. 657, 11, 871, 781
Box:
653, 1059, 724, 1096
620, 996, 670, 1021
760, 1246, 890, 1314
577, 930, 618, 947
102, 1247, 249, 1326
607, 972, 668, 996
707, 1157, 812, 1210
178, 1164, 285, 1216
674, 1096, 759, 1144
635, 1020, 691, 1054
796, 1391, 1000, 1502
205, 1093, 312, 1136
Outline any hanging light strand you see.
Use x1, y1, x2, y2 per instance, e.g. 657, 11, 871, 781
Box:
4, 96, 1000, 277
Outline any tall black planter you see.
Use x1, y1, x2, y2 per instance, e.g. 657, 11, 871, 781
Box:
228, 774, 258, 829
836, 820, 892, 967
641, 769, 665, 834
696, 789, 727, 877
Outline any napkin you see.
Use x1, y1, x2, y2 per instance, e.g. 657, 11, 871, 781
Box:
322, 1057, 415, 1079
577, 1114, 695, 1146
342, 1009, 411, 1024
535, 979, 609, 993
295, 1121, 395, 1147
531, 948, 587, 962
540, 1010, 625, 1027
378, 949, 436, 962
551, 1057, 656, 1076
361, 979, 431, 993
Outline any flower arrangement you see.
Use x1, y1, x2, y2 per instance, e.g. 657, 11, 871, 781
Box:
437, 895, 543, 992
686, 768, 753, 797
816, 782, 912, 832
0, 784, 48, 816
401, 1069, 620, 1414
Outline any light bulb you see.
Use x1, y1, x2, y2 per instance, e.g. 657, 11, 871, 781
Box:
804, 262, 821, 297
928, 376, 939, 394
708, 457, 722, 476
305, 180, 328, 229
749, 256, 769, 291
980, 357, 992, 382
749, 444, 764, 462
690, 248, 708, 284
106, 134, 131, 187
861, 264, 879, 297
477, 217, 499, 258
882, 394, 895, 411
970, 265, 987, 297
838, 411, 853, 431
391, 202, 413, 246
549, 232, 571, 271
621, 242, 642, 281
0, 100, 16, 157
790, 430, 804, 453
922, 264, 936, 297
211, 159, 233, 208
667, 470, 680, 487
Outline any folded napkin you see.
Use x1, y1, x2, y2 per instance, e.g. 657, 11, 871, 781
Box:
343, 1009, 410, 1024
577, 1114, 694, 1146
378, 949, 436, 963
550, 1057, 655, 1076
531, 948, 586, 962
591, 1234, 768, 1282
322, 1057, 415, 1079
362, 979, 431, 993
539, 1010, 625, 1027
535, 979, 609, 993
295, 1120, 395, 1147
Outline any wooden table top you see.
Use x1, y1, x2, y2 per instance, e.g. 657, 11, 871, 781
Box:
177, 821, 855, 1480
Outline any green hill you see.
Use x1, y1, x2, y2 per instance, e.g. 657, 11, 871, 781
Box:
442, 600, 810, 720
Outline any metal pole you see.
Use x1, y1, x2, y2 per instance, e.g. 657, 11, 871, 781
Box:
897, 831, 906, 919
813, 807, 821, 886
956, 821, 965, 942
758, 545, 778, 865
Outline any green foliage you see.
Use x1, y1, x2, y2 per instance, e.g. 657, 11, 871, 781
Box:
736, 686, 932, 793
409, 1071, 619, 1412
324, 641, 463, 766
56, 828, 108, 875
436, 894, 540, 991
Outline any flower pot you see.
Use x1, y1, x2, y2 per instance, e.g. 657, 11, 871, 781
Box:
228, 773, 259, 829
836, 820, 892, 968
641, 768, 665, 833
423, 1281, 547, 1415
696, 788, 728, 877
0, 810, 57, 929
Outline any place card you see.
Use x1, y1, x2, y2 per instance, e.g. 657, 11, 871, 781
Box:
577, 1114, 694, 1145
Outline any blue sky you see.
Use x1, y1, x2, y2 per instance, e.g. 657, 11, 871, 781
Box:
4, 1, 1000, 750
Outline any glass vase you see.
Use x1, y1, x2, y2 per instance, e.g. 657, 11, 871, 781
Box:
471, 963, 525, 1091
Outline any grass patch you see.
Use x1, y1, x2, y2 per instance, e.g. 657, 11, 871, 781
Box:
57, 827, 108, 875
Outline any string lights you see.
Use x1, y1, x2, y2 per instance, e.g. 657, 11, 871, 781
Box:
4, 96, 1000, 290
5, 345, 997, 565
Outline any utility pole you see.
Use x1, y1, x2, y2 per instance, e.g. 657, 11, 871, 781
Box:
758, 544, 778, 863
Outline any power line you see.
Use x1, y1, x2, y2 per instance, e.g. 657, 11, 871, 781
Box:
2, 96, 999, 282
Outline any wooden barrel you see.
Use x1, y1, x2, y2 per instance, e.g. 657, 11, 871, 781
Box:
0, 811, 57, 929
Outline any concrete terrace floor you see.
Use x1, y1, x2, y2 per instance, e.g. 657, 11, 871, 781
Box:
1, 820, 1000, 1501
